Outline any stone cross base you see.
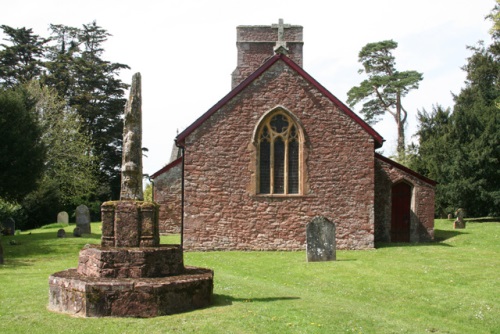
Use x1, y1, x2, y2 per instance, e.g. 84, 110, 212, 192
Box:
101, 201, 160, 247
77, 245, 184, 278
48, 267, 213, 318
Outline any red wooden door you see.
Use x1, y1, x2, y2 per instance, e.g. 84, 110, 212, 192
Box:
391, 182, 411, 242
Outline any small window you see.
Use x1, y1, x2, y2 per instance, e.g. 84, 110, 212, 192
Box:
257, 111, 302, 195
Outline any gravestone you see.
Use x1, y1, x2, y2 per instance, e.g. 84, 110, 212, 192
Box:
57, 211, 69, 224
57, 229, 66, 238
75, 205, 91, 234
453, 208, 466, 229
2, 217, 15, 236
73, 227, 82, 237
306, 216, 336, 262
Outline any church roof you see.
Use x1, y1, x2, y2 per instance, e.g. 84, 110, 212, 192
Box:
150, 156, 182, 179
375, 153, 437, 186
175, 53, 384, 148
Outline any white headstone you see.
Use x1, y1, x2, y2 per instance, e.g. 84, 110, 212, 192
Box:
57, 211, 69, 224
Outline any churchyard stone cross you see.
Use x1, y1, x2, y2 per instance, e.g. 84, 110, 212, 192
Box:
48, 72, 213, 318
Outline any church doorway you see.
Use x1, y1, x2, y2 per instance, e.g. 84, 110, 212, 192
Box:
391, 182, 412, 242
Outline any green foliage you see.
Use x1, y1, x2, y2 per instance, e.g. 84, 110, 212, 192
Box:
0, 22, 130, 227
15, 82, 98, 229
0, 221, 499, 333
0, 87, 45, 202
44, 21, 129, 200
347, 39, 423, 157
411, 6, 500, 217
0, 25, 48, 88
144, 183, 153, 202
0, 198, 26, 229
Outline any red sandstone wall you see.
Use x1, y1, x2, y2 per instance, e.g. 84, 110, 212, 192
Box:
374, 157, 435, 243
153, 163, 182, 234
183, 60, 376, 250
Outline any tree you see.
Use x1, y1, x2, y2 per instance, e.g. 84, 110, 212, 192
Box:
42, 24, 80, 99
0, 25, 48, 88
409, 105, 455, 216
20, 81, 98, 228
347, 40, 423, 159
411, 3, 500, 217
44, 21, 129, 200
0, 87, 45, 201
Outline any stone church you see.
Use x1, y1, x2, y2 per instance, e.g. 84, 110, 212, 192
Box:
151, 20, 436, 250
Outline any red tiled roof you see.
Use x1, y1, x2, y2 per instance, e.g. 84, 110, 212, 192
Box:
176, 53, 384, 148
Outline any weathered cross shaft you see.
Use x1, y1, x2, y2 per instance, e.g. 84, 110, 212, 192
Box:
120, 72, 144, 201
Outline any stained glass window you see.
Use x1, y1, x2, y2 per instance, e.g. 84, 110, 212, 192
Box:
259, 126, 271, 194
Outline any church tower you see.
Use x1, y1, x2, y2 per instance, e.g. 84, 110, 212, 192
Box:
231, 19, 303, 88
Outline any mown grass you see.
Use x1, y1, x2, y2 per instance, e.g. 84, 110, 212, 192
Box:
0, 220, 498, 333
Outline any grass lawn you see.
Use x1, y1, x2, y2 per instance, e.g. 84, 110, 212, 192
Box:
0, 220, 499, 333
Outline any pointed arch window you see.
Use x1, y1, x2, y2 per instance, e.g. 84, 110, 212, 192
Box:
257, 111, 302, 195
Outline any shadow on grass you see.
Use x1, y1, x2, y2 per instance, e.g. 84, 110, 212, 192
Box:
1, 230, 101, 267
434, 228, 468, 242
213, 294, 300, 307
376, 228, 468, 249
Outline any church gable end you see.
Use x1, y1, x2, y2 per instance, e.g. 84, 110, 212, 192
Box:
181, 56, 377, 250
152, 20, 434, 251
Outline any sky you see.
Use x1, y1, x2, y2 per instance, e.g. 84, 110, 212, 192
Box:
0, 0, 495, 177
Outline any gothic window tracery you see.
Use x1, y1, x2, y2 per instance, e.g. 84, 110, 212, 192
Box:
257, 111, 302, 195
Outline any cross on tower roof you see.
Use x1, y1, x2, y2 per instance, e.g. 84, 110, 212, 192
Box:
272, 18, 290, 54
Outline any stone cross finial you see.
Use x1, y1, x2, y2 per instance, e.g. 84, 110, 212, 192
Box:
120, 72, 144, 201
272, 18, 290, 54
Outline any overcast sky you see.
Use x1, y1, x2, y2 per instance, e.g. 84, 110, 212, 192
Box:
0, 0, 495, 176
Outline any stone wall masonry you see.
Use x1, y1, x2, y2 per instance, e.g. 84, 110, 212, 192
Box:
154, 163, 182, 234
374, 157, 435, 243
183, 60, 375, 251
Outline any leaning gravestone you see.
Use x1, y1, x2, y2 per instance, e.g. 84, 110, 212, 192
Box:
75, 205, 91, 234
2, 217, 15, 236
306, 216, 336, 262
57, 211, 69, 224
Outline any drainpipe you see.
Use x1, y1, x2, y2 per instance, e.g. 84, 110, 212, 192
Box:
175, 140, 185, 253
